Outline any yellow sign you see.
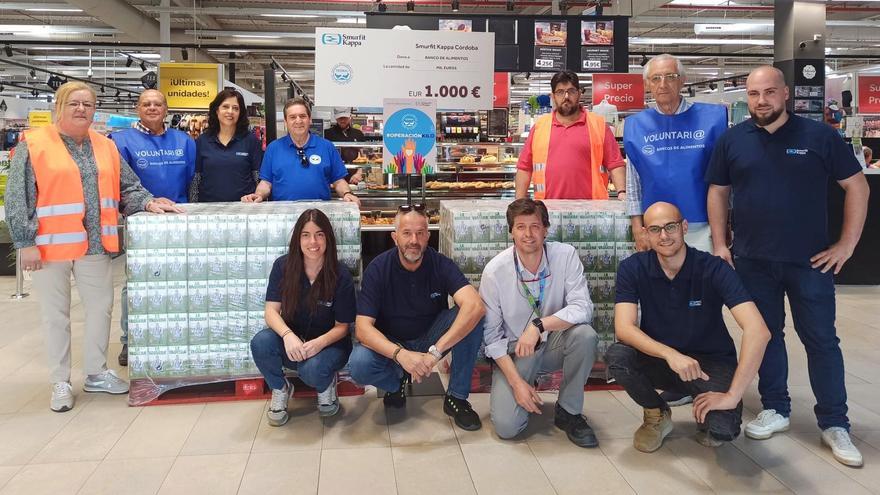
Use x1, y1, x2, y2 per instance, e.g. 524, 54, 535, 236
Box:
28, 110, 52, 128
159, 63, 223, 110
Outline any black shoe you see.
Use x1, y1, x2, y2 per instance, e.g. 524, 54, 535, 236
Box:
383, 373, 409, 408
659, 390, 693, 407
443, 394, 482, 431
554, 403, 598, 448
118, 344, 128, 367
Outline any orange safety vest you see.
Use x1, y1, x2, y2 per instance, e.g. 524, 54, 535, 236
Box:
529, 110, 609, 200
25, 126, 121, 262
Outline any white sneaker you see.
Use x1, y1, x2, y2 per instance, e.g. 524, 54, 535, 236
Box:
51, 382, 74, 412
745, 409, 790, 440
317, 373, 340, 417
267, 379, 292, 427
83, 369, 129, 394
822, 427, 864, 467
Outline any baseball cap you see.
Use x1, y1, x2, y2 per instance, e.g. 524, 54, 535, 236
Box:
332, 107, 352, 120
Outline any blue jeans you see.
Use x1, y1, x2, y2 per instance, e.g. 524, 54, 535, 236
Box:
250, 328, 352, 391
348, 306, 483, 400
735, 257, 849, 431
120, 283, 128, 344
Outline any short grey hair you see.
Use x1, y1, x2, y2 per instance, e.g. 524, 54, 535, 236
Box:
643, 54, 686, 82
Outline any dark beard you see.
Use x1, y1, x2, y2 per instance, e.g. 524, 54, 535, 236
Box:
557, 102, 578, 117
750, 107, 784, 127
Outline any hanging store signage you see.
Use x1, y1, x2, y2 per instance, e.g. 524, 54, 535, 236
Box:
158, 63, 223, 111
580, 20, 615, 72
591, 73, 644, 111
141, 71, 158, 90
28, 110, 52, 128
494, 72, 510, 108
382, 98, 437, 175
857, 75, 880, 114
534, 20, 567, 71
315, 27, 494, 111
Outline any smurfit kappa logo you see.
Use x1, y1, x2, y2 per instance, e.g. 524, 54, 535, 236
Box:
322, 33, 343, 45
642, 144, 656, 156
331, 63, 353, 85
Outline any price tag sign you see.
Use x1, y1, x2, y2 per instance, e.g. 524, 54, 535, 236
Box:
315, 28, 494, 111
533, 20, 568, 71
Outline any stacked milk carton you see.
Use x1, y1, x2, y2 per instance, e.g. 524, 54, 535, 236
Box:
439, 199, 634, 362
126, 201, 361, 402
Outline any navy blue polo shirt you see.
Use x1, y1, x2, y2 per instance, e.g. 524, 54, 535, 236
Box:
195, 131, 263, 202
358, 247, 469, 342
259, 133, 347, 201
706, 114, 862, 263
265, 255, 356, 350
615, 247, 753, 363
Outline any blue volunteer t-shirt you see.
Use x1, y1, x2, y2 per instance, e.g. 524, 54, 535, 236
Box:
624, 102, 728, 223
358, 247, 469, 342
259, 133, 347, 201
265, 255, 356, 350
109, 128, 195, 203
196, 131, 263, 202
706, 114, 862, 263
615, 247, 753, 363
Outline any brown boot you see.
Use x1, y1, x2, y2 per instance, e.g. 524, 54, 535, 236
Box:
633, 408, 673, 453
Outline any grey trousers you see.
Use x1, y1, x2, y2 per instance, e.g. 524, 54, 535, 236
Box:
490, 324, 598, 439
32, 254, 114, 383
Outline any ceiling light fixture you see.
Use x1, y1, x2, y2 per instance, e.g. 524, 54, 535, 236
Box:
687, 86, 695, 97
452, 0, 460, 12
126, 56, 133, 67
29, 69, 36, 78
181, 48, 189, 61
378, 1, 387, 12
507, 0, 515, 11
640, 54, 648, 66
708, 82, 717, 91
115, 89, 120, 97
140, 61, 147, 71
4, 45, 12, 57
407, 1, 415, 12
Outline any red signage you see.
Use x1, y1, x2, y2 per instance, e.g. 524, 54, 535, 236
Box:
858, 75, 880, 114
494, 72, 510, 108
591, 73, 645, 111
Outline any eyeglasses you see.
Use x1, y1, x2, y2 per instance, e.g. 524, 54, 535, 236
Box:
553, 88, 580, 99
648, 73, 681, 84
294, 146, 309, 168
398, 203, 426, 213
66, 101, 95, 110
645, 221, 683, 236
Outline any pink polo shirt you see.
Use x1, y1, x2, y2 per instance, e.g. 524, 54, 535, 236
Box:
517, 108, 624, 199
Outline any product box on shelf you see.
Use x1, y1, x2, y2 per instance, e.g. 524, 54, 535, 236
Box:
125, 201, 362, 405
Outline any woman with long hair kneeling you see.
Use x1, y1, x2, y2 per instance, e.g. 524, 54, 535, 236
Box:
250, 209, 356, 425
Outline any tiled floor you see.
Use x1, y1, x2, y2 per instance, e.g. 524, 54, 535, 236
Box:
0, 258, 878, 494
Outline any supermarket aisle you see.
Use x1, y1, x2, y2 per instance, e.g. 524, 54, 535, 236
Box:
0, 257, 879, 494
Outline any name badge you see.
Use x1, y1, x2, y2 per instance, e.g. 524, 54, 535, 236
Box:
785, 149, 808, 156
309, 154, 322, 165
430, 292, 442, 299
688, 300, 702, 307
235, 151, 249, 157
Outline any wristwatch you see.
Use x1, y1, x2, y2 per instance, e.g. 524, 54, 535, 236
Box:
427, 345, 443, 361
531, 317, 545, 333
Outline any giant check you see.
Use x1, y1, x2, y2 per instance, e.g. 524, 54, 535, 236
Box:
315, 27, 495, 111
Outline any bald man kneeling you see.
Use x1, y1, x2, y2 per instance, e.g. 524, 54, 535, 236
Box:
606, 202, 770, 452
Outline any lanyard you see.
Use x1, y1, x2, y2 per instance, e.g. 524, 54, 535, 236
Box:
513, 247, 548, 319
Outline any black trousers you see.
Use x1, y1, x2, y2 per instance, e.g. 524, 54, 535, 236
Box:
606, 342, 742, 441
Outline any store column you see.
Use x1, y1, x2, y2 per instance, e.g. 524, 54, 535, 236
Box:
774, 0, 826, 120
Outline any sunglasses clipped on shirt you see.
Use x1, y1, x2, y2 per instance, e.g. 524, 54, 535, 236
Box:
294, 146, 309, 168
